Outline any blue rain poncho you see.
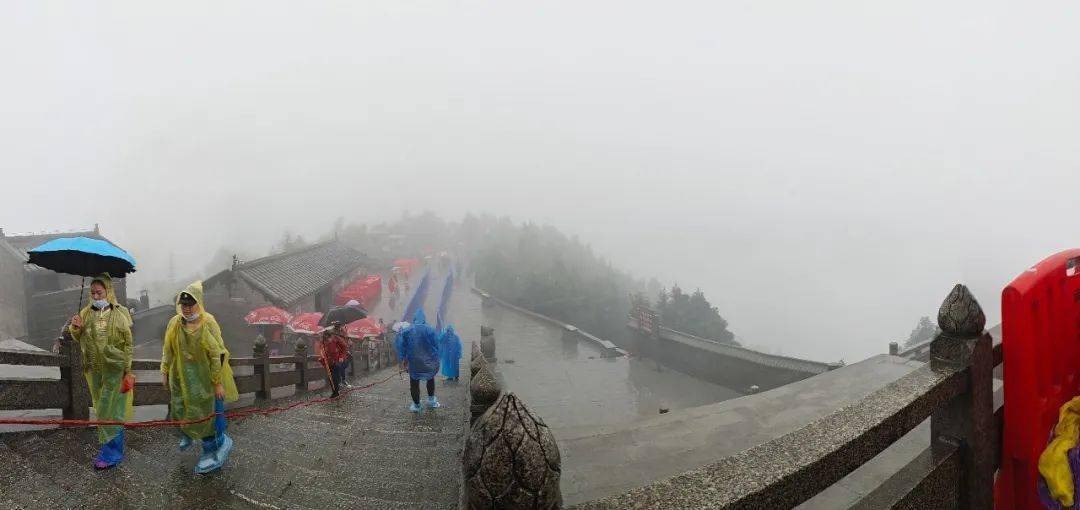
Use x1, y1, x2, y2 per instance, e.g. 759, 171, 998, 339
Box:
438, 325, 462, 379
395, 309, 440, 381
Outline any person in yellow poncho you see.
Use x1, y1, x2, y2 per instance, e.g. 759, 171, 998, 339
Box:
1040, 396, 1080, 508
67, 274, 134, 469
161, 281, 239, 474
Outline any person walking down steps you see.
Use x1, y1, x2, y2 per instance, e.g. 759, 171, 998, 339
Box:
395, 310, 441, 412
161, 281, 239, 474
67, 274, 134, 469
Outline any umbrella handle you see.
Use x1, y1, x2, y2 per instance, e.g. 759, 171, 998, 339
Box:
77, 277, 85, 313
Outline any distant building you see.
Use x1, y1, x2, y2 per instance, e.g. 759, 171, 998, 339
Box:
202, 241, 374, 354
0, 225, 128, 349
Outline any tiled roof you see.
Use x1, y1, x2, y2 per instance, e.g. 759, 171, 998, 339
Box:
229, 241, 369, 307
2, 229, 111, 272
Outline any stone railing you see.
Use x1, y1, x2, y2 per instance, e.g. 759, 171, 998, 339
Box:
0, 333, 394, 419
579, 284, 1000, 509
472, 287, 623, 358
890, 338, 933, 362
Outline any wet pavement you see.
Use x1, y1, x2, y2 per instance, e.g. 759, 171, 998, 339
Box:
464, 292, 743, 430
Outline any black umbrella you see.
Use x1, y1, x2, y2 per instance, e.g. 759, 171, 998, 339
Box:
319, 304, 368, 327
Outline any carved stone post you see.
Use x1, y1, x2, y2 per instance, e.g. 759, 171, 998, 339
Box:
470, 358, 500, 424
464, 393, 562, 509
59, 333, 89, 420
253, 336, 270, 402
294, 339, 308, 394
929, 284, 993, 510
480, 326, 496, 361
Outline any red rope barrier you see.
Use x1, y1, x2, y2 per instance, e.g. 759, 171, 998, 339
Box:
0, 370, 404, 429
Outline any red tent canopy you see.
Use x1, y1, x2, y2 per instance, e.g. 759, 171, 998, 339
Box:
287, 312, 324, 335
334, 275, 382, 307
344, 317, 384, 339
244, 306, 293, 326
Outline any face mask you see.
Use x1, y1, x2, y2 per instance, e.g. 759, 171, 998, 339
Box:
184, 311, 200, 322
93, 299, 109, 310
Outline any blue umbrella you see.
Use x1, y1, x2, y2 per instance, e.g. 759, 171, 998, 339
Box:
27, 236, 137, 312
27, 237, 136, 278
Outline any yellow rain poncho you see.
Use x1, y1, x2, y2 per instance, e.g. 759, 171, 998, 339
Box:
161, 281, 238, 440
1041, 396, 1080, 507
67, 274, 133, 444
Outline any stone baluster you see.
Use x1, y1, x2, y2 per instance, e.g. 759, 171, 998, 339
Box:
348, 339, 357, 378
59, 332, 90, 420
480, 326, 496, 361
929, 284, 993, 509
294, 339, 308, 394
253, 336, 270, 402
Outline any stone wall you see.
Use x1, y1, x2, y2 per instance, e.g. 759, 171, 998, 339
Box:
0, 244, 26, 339
628, 328, 820, 392
132, 303, 174, 345
203, 278, 273, 357
25, 280, 127, 349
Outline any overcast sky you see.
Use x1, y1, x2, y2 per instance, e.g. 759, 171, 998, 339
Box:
3, 1, 1079, 361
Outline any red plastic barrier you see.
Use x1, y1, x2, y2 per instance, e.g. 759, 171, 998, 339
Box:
997, 249, 1080, 509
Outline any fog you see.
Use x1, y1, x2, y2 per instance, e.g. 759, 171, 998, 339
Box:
3, 1, 1079, 362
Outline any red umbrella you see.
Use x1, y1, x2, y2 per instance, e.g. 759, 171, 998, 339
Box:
287, 312, 324, 335
344, 317, 384, 339
244, 306, 293, 326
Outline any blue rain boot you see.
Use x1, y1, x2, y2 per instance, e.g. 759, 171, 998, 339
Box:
214, 433, 234, 466
178, 436, 193, 452
408, 402, 421, 413
93, 430, 124, 469
195, 437, 222, 474
427, 396, 440, 409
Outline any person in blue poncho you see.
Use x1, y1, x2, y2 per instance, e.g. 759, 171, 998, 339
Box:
395, 310, 441, 412
438, 325, 462, 381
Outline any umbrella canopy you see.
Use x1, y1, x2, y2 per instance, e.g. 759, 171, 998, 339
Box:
244, 306, 293, 326
344, 317, 384, 339
319, 303, 367, 327
287, 312, 324, 335
27, 236, 136, 278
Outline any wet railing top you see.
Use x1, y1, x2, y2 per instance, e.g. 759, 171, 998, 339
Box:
628, 317, 840, 375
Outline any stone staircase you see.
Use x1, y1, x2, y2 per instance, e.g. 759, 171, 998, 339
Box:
0, 366, 467, 510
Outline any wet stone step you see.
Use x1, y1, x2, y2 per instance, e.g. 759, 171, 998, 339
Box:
334, 469, 458, 505
35, 432, 139, 509
235, 443, 336, 475
267, 476, 389, 510
0, 442, 71, 510
219, 454, 318, 508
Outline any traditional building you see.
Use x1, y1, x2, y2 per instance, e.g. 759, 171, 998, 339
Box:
0, 225, 128, 348
202, 240, 374, 354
